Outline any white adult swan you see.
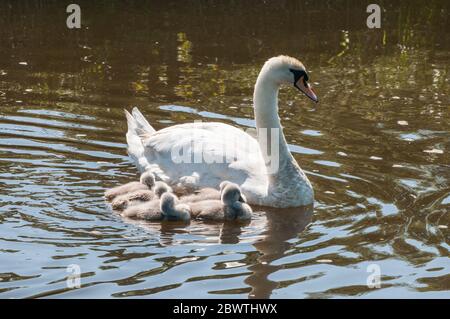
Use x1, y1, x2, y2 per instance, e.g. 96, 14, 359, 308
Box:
125, 55, 318, 208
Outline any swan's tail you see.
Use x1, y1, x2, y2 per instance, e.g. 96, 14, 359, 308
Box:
125, 107, 156, 172
130, 107, 156, 136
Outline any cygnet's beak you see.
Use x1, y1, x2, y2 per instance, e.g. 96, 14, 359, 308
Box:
295, 76, 318, 103
238, 194, 247, 203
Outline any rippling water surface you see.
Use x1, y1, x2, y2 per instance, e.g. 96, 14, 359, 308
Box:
0, 1, 449, 298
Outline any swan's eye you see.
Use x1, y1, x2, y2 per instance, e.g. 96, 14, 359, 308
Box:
289, 68, 309, 86
303, 72, 309, 83
289, 69, 309, 86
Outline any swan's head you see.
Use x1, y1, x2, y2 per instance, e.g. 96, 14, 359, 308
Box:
140, 171, 155, 188
262, 55, 318, 103
221, 184, 247, 205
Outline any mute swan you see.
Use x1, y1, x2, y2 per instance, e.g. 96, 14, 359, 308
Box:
125, 55, 317, 208
104, 171, 155, 202
189, 183, 252, 221
111, 181, 172, 211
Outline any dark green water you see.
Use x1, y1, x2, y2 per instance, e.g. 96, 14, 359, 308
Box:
0, 1, 448, 298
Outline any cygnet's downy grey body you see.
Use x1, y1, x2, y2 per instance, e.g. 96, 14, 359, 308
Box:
179, 181, 244, 203
104, 171, 155, 202
121, 189, 188, 222
112, 181, 172, 211
121, 199, 163, 220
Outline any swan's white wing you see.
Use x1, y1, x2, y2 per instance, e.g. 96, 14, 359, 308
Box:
140, 122, 267, 192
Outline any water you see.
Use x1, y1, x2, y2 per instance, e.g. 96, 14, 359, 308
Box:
0, 1, 449, 298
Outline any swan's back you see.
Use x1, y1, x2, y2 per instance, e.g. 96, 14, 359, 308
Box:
126, 108, 267, 196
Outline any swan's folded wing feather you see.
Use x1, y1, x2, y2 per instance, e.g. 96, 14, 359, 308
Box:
139, 122, 266, 188
142, 122, 261, 162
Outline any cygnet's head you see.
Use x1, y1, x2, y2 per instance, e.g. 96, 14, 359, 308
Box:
221, 184, 246, 206
220, 181, 246, 203
140, 171, 155, 188
261, 55, 318, 103
154, 181, 173, 198
219, 181, 231, 192
160, 192, 175, 212
160, 193, 190, 221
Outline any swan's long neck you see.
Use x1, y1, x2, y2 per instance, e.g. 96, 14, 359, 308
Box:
253, 75, 288, 159
253, 68, 313, 203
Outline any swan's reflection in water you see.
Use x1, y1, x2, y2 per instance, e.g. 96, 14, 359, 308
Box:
119, 205, 313, 298
245, 205, 313, 298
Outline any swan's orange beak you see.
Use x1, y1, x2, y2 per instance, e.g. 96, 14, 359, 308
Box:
295, 76, 318, 103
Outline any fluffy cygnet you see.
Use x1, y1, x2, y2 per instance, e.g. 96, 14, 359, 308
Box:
179, 181, 242, 203
104, 171, 155, 202
121, 198, 163, 220
121, 189, 188, 222
159, 193, 191, 222
111, 181, 172, 211
188, 183, 252, 221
